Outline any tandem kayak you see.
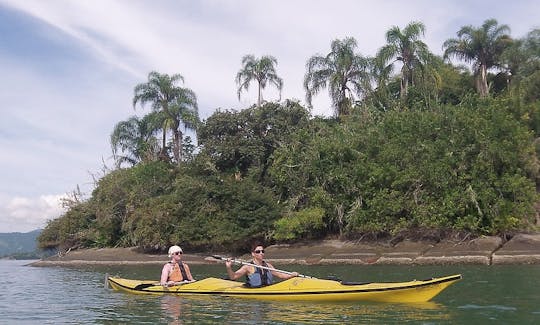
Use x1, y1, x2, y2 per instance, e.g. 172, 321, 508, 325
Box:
107, 274, 461, 303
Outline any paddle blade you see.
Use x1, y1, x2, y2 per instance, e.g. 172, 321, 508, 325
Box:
133, 282, 160, 290
211, 255, 225, 261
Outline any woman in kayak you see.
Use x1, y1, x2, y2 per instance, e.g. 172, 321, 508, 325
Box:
160, 245, 195, 286
225, 243, 298, 287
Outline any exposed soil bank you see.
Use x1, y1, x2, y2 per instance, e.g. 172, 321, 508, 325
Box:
30, 233, 540, 267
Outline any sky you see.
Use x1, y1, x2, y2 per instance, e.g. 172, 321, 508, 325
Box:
0, 0, 539, 233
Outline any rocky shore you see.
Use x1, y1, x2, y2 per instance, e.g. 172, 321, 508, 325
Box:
30, 233, 540, 267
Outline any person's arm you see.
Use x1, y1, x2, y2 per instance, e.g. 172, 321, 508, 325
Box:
267, 263, 299, 279
226, 261, 249, 280
184, 264, 195, 281
160, 264, 171, 285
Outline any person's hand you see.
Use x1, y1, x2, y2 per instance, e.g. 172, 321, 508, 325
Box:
290, 272, 299, 278
225, 259, 232, 268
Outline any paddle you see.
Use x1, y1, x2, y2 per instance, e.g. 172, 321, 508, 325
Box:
133, 279, 195, 290
211, 255, 314, 278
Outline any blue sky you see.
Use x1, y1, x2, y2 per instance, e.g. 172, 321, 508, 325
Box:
0, 0, 539, 233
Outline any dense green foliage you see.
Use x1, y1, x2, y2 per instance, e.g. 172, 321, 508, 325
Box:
271, 99, 538, 238
38, 19, 540, 252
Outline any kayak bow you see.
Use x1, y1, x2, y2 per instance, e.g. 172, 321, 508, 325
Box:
107, 274, 461, 303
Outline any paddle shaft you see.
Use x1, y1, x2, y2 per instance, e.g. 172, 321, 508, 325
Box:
212, 255, 312, 278
133, 279, 195, 290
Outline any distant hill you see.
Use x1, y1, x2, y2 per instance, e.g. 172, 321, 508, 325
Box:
0, 229, 42, 258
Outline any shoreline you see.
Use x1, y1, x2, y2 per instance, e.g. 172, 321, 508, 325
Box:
30, 233, 540, 267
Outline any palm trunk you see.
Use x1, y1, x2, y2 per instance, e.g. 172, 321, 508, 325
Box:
478, 64, 489, 97
161, 101, 170, 159
161, 128, 167, 157
400, 65, 409, 99
400, 77, 408, 99
257, 82, 262, 106
173, 122, 183, 164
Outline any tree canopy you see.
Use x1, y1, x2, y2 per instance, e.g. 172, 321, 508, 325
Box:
236, 55, 283, 106
133, 71, 199, 164
39, 19, 540, 253
304, 37, 370, 118
443, 19, 512, 97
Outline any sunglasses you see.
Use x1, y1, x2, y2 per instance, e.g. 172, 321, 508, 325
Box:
173, 252, 183, 255
253, 249, 265, 254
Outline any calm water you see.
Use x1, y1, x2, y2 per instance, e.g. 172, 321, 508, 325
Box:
1, 260, 539, 324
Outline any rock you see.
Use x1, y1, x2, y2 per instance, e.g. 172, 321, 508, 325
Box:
266, 240, 351, 264
319, 241, 382, 264
29, 233, 540, 266
492, 234, 540, 264
415, 236, 502, 265
375, 240, 434, 265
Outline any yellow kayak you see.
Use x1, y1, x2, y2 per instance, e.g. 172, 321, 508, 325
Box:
107, 274, 461, 303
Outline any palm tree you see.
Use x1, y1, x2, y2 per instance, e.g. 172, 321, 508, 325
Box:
363, 56, 399, 110
443, 18, 512, 97
133, 71, 199, 163
501, 29, 540, 102
500, 39, 527, 90
518, 29, 540, 77
236, 55, 283, 106
110, 113, 161, 167
304, 37, 369, 118
377, 21, 432, 99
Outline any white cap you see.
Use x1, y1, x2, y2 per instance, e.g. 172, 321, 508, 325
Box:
168, 245, 183, 257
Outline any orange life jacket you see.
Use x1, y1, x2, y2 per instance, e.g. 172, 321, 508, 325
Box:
168, 262, 188, 281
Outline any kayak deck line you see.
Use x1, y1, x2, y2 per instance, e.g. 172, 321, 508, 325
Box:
107, 274, 462, 302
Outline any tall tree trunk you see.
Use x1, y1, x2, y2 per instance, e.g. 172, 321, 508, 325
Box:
161, 128, 167, 158
178, 129, 183, 164
338, 96, 351, 118
173, 122, 183, 164
400, 77, 409, 99
400, 65, 409, 99
478, 64, 489, 97
161, 101, 170, 159
257, 82, 262, 106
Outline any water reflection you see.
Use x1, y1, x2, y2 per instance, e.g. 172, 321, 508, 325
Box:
264, 300, 449, 324
158, 294, 271, 324
156, 292, 450, 324
160, 296, 184, 324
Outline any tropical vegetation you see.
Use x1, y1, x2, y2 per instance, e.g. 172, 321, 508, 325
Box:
377, 21, 432, 100
304, 37, 370, 118
131, 71, 199, 165
38, 19, 540, 253
236, 55, 283, 106
443, 19, 512, 97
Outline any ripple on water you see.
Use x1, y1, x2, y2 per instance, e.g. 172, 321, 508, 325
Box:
458, 304, 517, 311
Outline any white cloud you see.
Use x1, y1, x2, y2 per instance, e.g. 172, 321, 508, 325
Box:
0, 193, 66, 233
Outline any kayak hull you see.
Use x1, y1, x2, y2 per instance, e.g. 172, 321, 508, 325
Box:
107, 274, 461, 303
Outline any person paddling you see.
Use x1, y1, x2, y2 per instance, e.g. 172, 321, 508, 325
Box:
225, 242, 298, 287
160, 245, 195, 286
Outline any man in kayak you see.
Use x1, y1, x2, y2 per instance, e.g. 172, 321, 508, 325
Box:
225, 243, 298, 287
160, 245, 195, 286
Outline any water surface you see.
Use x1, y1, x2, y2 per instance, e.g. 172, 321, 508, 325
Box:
1, 260, 539, 324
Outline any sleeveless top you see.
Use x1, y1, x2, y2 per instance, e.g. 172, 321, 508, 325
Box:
246, 261, 273, 287
168, 262, 189, 281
